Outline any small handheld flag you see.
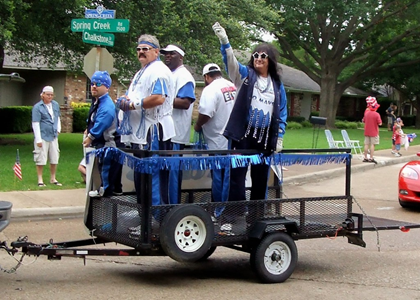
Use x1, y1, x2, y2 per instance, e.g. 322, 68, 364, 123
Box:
13, 149, 22, 180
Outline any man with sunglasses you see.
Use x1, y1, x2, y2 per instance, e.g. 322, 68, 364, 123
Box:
212, 22, 288, 224
160, 44, 196, 204
83, 70, 117, 197
116, 34, 175, 208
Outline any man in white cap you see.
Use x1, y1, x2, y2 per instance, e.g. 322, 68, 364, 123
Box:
160, 43, 196, 204
194, 63, 236, 227
32, 86, 62, 187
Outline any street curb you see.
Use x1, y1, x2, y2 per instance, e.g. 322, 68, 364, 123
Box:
12, 206, 85, 221
283, 154, 415, 186
10, 154, 417, 220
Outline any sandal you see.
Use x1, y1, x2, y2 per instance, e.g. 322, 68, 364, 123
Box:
38, 183, 46, 187
363, 158, 369, 162
369, 159, 378, 164
51, 181, 62, 186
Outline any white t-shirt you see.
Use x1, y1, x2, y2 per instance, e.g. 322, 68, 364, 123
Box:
171, 65, 196, 144
250, 75, 274, 128
121, 60, 175, 145
199, 77, 237, 150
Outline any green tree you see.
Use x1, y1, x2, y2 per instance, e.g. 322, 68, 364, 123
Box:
1, 0, 273, 80
253, 0, 420, 128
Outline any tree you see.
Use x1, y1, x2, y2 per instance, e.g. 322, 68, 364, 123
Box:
245, 0, 420, 128
1, 0, 272, 80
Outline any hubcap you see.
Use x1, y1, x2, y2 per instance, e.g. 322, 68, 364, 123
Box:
264, 241, 292, 275
174, 216, 207, 253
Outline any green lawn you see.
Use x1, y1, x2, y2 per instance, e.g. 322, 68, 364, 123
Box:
1, 126, 419, 192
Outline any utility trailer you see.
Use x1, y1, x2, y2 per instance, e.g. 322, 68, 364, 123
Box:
3, 148, 420, 283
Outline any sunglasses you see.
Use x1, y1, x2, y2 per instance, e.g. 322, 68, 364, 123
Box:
136, 47, 152, 52
252, 52, 269, 60
91, 82, 103, 87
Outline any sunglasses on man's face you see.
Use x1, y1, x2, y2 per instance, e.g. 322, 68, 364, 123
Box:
136, 47, 152, 52
91, 82, 103, 87
252, 52, 269, 60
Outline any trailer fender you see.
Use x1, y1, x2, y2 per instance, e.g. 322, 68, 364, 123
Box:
248, 218, 299, 240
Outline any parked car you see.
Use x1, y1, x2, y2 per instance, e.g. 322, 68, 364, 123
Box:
398, 153, 420, 208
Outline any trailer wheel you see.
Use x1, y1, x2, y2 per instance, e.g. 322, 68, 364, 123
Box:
197, 246, 217, 261
160, 205, 214, 262
252, 232, 297, 283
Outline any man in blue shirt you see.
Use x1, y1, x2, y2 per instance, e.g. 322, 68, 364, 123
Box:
32, 86, 62, 187
83, 71, 117, 197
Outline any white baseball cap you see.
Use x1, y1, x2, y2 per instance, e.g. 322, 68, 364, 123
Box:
160, 44, 185, 57
202, 63, 221, 76
42, 86, 54, 93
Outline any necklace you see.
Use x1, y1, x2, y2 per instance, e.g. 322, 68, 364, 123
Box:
256, 75, 271, 93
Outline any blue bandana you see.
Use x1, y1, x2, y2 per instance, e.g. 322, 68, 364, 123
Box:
91, 71, 112, 88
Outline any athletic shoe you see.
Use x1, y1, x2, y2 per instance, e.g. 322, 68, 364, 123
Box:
391, 150, 396, 154
112, 191, 123, 196
394, 152, 402, 157
89, 187, 104, 198
220, 223, 232, 231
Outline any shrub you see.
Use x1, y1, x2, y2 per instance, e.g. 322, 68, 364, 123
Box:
310, 111, 320, 117
286, 121, 303, 129
0, 106, 32, 133
287, 116, 305, 123
335, 120, 358, 129
301, 120, 312, 128
73, 107, 90, 132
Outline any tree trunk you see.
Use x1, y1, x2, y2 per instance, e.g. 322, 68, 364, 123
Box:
415, 95, 420, 129
318, 74, 341, 129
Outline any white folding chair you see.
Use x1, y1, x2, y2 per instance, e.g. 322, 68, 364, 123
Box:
341, 130, 363, 159
324, 129, 345, 149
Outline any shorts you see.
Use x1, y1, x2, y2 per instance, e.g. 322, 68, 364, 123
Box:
396, 144, 401, 151
79, 157, 86, 167
387, 116, 393, 124
364, 136, 380, 145
33, 139, 60, 165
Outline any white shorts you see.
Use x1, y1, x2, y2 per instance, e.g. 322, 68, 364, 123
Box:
33, 139, 60, 165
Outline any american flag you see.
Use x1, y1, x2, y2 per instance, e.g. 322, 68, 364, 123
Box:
13, 149, 22, 180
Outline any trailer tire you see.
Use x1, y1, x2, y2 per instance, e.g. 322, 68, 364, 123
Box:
252, 232, 297, 283
160, 205, 214, 262
197, 246, 217, 261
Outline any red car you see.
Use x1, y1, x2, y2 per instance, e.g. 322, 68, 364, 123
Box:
398, 154, 420, 208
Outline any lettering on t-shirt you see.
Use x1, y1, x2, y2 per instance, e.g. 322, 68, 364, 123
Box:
221, 86, 236, 103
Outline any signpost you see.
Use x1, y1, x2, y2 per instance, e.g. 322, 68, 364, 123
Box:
71, 5, 130, 78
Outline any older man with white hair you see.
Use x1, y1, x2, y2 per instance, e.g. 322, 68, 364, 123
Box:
32, 86, 62, 187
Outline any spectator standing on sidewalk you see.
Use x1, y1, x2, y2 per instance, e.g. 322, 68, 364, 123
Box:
32, 86, 62, 187
362, 96, 382, 163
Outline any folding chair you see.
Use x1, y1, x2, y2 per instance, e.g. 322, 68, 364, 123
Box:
324, 129, 345, 149
341, 129, 363, 159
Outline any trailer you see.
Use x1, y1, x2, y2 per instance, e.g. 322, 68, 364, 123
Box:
2, 147, 420, 283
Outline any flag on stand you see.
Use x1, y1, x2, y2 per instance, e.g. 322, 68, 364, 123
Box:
13, 149, 22, 180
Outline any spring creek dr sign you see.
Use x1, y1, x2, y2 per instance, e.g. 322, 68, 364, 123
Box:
71, 19, 130, 33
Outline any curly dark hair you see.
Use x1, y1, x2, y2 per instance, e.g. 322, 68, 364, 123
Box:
247, 43, 281, 82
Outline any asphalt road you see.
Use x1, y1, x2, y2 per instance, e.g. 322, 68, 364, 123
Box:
1, 163, 420, 300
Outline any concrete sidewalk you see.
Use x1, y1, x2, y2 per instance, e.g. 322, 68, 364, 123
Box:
2, 145, 420, 220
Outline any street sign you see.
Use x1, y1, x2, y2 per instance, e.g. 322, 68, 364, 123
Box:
83, 47, 114, 79
82, 31, 115, 47
71, 19, 130, 33
85, 5, 115, 19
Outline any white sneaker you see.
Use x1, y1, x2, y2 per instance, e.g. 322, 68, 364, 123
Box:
220, 223, 232, 231
89, 187, 104, 198
394, 152, 401, 157
391, 150, 396, 154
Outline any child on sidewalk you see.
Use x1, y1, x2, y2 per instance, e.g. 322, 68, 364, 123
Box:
391, 117, 404, 155
392, 124, 404, 157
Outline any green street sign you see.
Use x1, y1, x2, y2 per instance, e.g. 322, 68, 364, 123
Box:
71, 19, 130, 33
82, 31, 115, 47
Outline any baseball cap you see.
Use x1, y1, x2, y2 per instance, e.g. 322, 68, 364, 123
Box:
160, 45, 185, 57
42, 86, 54, 93
202, 63, 221, 76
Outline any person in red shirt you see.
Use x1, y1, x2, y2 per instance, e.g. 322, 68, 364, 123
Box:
392, 124, 403, 157
362, 96, 382, 163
